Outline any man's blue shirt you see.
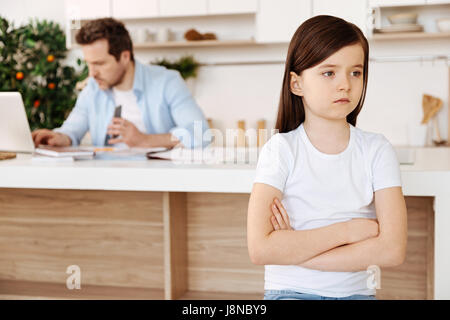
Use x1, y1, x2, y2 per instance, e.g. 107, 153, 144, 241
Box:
54, 60, 210, 148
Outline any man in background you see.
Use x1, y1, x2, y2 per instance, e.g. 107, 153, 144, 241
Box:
32, 18, 209, 149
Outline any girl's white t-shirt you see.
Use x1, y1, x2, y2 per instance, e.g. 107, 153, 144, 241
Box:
253, 123, 402, 298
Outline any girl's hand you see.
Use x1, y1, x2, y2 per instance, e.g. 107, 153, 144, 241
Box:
270, 198, 293, 231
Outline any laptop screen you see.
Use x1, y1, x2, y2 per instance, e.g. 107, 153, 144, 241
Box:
0, 92, 35, 153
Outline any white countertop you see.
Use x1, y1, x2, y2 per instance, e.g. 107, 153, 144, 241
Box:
1, 146, 450, 299
0, 146, 449, 195
0, 152, 256, 193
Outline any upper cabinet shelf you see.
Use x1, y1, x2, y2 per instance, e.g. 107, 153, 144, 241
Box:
368, 0, 450, 39
133, 39, 259, 49
64, 0, 450, 49
66, 0, 258, 21
372, 31, 450, 40
65, 0, 307, 48
369, 0, 450, 8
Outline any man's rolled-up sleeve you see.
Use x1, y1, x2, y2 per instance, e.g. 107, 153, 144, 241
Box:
53, 87, 90, 146
165, 71, 210, 148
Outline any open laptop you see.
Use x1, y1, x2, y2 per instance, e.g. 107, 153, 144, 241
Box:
0, 92, 95, 159
0, 92, 35, 153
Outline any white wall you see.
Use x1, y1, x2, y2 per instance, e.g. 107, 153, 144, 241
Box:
2, 0, 449, 146
0, 0, 65, 26
129, 38, 450, 147
362, 59, 448, 145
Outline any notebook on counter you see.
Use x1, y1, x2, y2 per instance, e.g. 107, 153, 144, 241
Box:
34, 145, 95, 158
31, 154, 76, 162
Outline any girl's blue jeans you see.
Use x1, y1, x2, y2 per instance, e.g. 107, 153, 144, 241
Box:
264, 290, 377, 300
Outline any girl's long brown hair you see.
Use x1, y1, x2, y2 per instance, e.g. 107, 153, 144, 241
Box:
275, 15, 369, 133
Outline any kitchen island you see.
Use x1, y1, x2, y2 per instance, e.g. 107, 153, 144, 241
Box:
0, 147, 448, 300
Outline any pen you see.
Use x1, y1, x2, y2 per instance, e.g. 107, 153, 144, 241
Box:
93, 147, 115, 152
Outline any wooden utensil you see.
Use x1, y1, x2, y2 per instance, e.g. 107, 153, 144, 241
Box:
207, 118, 213, 130
448, 66, 450, 146
421, 94, 446, 146
206, 118, 216, 147
237, 120, 246, 147
257, 119, 267, 147
0, 152, 16, 160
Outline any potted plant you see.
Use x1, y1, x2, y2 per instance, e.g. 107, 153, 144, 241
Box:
0, 16, 88, 130
151, 55, 200, 94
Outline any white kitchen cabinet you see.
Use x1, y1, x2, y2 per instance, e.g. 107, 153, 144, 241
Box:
313, 0, 368, 35
256, 0, 312, 42
111, 0, 158, 19
208, 0, 257, 14
426, 0, 450, 4
65, 0, 111, 20
159, 0, 207, 17
369, 0, 426, 7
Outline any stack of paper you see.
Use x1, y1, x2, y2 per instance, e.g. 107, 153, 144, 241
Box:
32, 145, 95, 162
93, 146, 167, 160
147, 147, 260, 164
35, 145, 95, 157
32, 145, 168, 162
31, 154, 75, 162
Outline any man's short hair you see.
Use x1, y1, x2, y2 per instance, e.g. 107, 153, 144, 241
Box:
75, 18, 134, 62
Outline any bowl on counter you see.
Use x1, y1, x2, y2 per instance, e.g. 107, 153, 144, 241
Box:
436, 18, 450, 32
388, 12, 418, 25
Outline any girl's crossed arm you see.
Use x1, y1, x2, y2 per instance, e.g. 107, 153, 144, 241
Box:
270, 186, 408, 272
247, 182, 379, 266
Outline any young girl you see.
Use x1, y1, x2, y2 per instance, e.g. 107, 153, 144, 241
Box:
247, 15, 407, 300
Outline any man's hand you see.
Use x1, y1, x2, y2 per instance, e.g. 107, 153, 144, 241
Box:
32, 129, 72, 147
107, 117, 145, 147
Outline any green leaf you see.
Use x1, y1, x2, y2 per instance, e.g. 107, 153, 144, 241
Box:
151, 55, 200, 80
0, 16, 83, 129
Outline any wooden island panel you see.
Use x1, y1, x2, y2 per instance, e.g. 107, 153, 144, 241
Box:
0, 188, 165, 297
0, 189, 434, 300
